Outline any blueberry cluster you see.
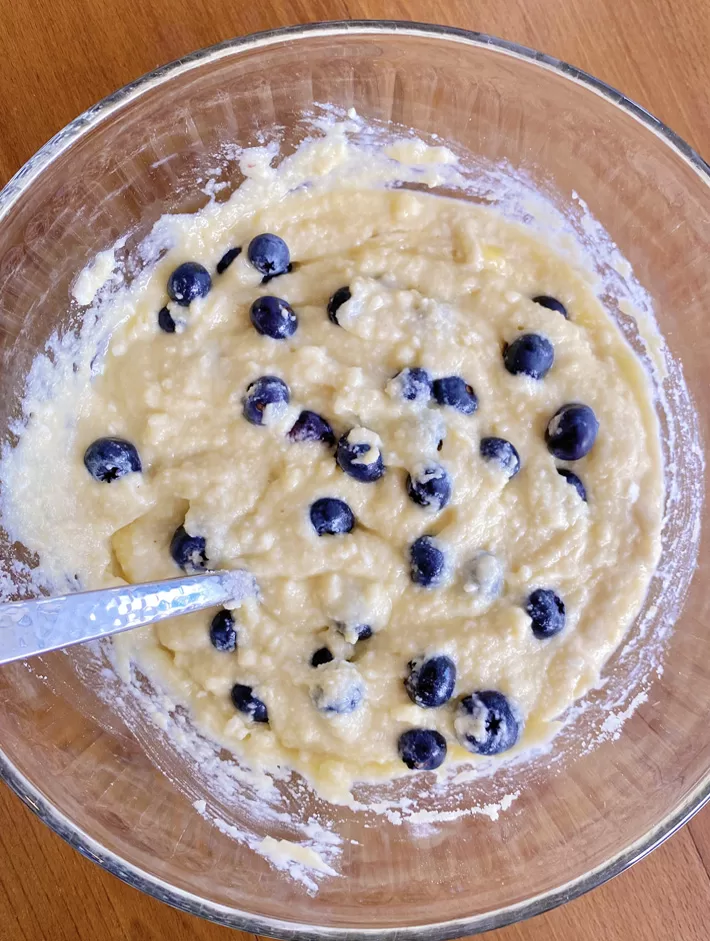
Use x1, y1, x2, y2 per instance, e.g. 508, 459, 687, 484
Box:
397, 655, 523, 770
156, 233, 291, 334
82, 235, 597, 770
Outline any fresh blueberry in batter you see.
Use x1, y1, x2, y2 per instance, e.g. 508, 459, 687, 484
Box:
310, 498, 355, 536
167, 262, 211, 307
216, 246, 241, 274
455, 690, 521, 755
432, 376, 478, 414
247, 234, 290, 280
327, 286, 351, 325
526, 588, 566, 639
311, 647, 334, 667
210, 609, 237, 652
250, 295, 298, 339
463, 551, 504, 601
242, 376, 290, 426
287, 410, 335, 446
405, 655, 457, 708
504, 333, 554, 379
231, 683, 268, 723
157, 306, 176, 333
546, 403, 598, 460
409, 536, 446, 588
406, 463, 452, 511
398, 728, 447, 771
170, 525, 208, 572
533, 295, 568, 318
311, 665, 364, 715
558, 468, 587, 502
261, 267, 293, 285
336, 430, 385, 482
84, 437, 142, 483
480, 437, 521, 479
335, 622, 373, 642
393, 367, 432, 404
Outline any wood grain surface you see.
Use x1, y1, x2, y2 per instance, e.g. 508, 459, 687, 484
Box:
0, 2, 709, 939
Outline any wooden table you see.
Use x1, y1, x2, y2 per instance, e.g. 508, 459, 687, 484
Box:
1, 2, 709, 939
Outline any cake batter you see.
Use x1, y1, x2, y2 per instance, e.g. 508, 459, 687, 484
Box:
1, 124, 664, 802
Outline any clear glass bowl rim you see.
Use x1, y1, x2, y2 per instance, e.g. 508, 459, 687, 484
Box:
0, 19, 708, 940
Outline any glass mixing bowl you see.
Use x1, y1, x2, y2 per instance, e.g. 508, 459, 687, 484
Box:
0, 21, 707, 940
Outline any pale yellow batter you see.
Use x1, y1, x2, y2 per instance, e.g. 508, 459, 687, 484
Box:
1, 125, 664, 802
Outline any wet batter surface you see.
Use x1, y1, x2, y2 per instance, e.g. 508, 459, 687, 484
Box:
1, 125, 664, 802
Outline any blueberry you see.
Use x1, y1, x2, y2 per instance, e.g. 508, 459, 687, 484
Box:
432, 377, 478, 414
558, 468, 587, 502
170, 525, 208, 572
247, 234, 290, 280
336, 429, 385, 482
242, 376, 290, 426
231, 683, 268, 723
533, 295, 568, 318
250, 295, 298, 340
335, 622, 372, 642
310, 498, 355, 536
210, 610, 237, 652
216, 246, 241, 274
462, 551, 504, 601
455, 691, 521, 756
546, 403, 599, 461
158, 306, 176, 333
406, 463, 452, 511
398, 728, 447, 771
409, 536, 446, 588
503, 333, 554, 379
288, 410, 335, 446
167, 262, 211, 307
311, 662, 364, 715
405, 655, 456, 708
84, 437, 142, 483
262, 267, 293, 285
327, 286, 351, 325
526, 588, 566, 639
392, 367, 432, 404
311, 647, 334, 667
480, 437, 521, 479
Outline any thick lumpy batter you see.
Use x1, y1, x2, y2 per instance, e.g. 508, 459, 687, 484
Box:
2, 127, 663, 802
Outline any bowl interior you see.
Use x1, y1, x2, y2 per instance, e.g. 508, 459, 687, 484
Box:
0, 24, 707, 938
